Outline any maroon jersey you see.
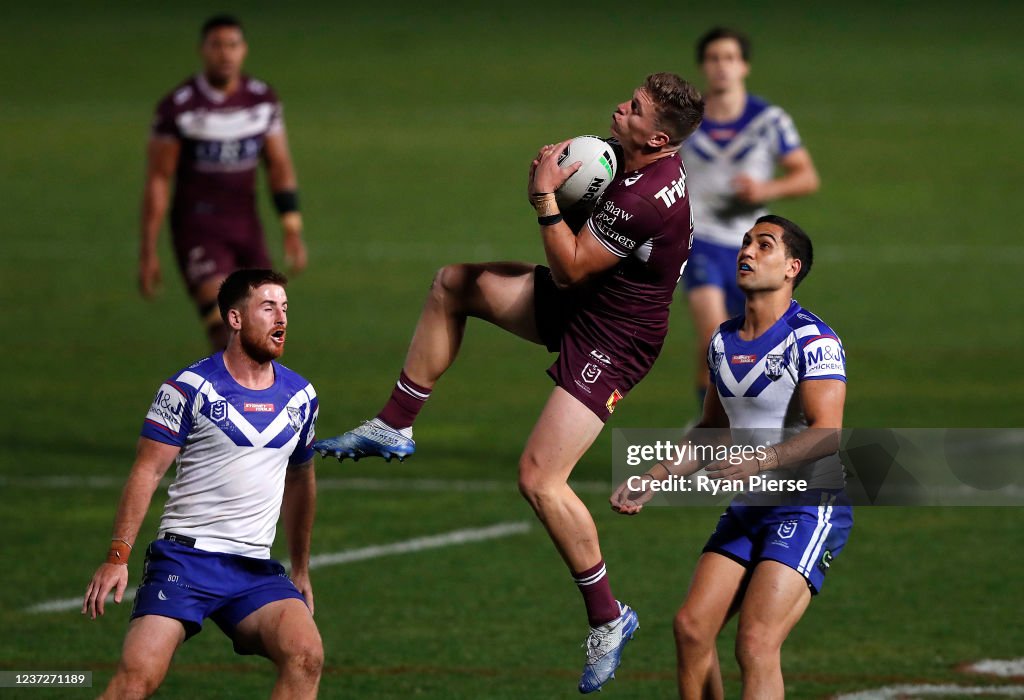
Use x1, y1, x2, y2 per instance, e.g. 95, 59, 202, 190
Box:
536, 151, 693, 420
582, 151, 693, 338
153, 74, 283, 221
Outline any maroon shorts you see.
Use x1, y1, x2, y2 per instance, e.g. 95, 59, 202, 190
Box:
171, 213, 272, 294
533, 266, 665, 422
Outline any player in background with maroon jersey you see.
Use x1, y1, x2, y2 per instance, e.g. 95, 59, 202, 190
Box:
316, 73, 704, 693
138, 15, 307, 349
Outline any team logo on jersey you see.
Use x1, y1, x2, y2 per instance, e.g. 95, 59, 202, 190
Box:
623, 173, 643, 186
287, 406, 305, 433
581, 363, 602, 384
606, 389, 623, 414
711, 348, 724, 369
589, 349, 613, 366
765, 354, 784, 380
209, 400, 228, 423
730, 354, 757, 364
777, 520, 798, 539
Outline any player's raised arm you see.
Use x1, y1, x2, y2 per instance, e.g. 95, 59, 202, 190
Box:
264, 130, 307, 275
138, 137, 180, 300
529, 140, 619, 288
82, 437, 180, 619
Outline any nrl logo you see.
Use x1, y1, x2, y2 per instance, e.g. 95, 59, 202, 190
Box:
777, 520, 798, 539
765, 354, 784, 381
209, 400, 228, 423
581, 363, 602, 384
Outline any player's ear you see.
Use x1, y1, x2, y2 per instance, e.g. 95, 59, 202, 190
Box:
786, 257, 802, 284
648, 130, 670, 149
226, 307, 244, 331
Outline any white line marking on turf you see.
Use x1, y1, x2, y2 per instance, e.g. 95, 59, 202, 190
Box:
0, 476, 610, 494
966, 658, 1024, 678
25, 521, 530, 614
835, 684, 1024, 699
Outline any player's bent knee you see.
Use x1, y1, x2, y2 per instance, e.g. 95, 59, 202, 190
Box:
674, 607, 716, 648
283, 642, 324, 681
517, 454, 566, 508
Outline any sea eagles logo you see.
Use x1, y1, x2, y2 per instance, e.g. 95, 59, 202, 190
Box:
209, 400, 228, 423
287, 406, 305, 433
777, 520, 798, 539
581, 363, 602, 384
765, 354, 784, 381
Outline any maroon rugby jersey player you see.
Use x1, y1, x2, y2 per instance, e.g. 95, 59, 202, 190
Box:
313, 74, 704, 694
138, 15, 306, 349
538, 149, 694, 417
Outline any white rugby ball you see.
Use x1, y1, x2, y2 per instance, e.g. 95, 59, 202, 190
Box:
555, 135, 618, 212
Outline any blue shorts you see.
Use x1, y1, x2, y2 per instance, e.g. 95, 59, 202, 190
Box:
131, 539, 305, 652
702, 491, 853, 594
681, 238, 745, 317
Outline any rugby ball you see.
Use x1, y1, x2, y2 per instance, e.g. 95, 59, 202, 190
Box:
555, 135, 618, 213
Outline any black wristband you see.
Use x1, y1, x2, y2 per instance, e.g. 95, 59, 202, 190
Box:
272, 190, 300, 215
537, 213, 563, 226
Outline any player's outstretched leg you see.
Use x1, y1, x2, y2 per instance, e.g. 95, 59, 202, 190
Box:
315, 262, 541, 462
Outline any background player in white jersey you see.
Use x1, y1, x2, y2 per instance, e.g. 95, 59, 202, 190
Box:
682, 27, 820, 408
138, 15, 308, 349
611, 215, 851, 699
83, 269, 322, 699
315, 74, 703, 693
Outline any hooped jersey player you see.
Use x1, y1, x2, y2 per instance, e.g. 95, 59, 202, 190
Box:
153, 73, 284, 221
708, 299, 846, 489
682, 95, 802, 248
141, 352, 317, 558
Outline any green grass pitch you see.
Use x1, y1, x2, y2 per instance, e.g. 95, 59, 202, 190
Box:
2, 1, 1022, 697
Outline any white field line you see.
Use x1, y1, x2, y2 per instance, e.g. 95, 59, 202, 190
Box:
0, 475, 610, 494
835, 684, 1024, 699
965, 658, 1024, 678
25, 521, 530, 614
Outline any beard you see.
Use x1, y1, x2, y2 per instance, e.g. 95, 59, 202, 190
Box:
239, 327, 283, 364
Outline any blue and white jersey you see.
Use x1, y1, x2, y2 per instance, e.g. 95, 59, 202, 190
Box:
682, 95, 802, 247
708, 301, 845, 488
141, 353, 318, 558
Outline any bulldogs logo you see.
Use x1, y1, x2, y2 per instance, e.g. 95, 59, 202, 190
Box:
287, 406, 305, 433
766, 354, 784, 381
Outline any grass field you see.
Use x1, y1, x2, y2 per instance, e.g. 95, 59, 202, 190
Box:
2, 1, 1022, 698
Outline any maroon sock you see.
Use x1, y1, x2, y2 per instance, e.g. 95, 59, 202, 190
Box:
376, 370, 432, 430
573, 559, 620, 627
